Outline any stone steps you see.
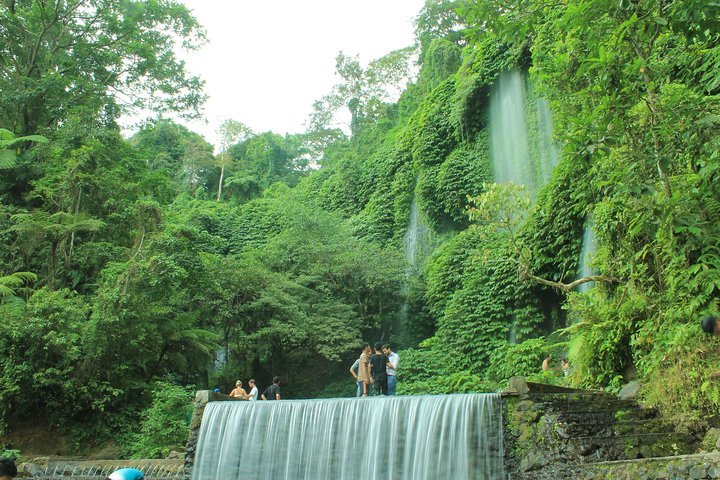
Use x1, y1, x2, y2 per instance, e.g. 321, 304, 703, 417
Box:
567, 452, 720, 480
504, 379, 700, 479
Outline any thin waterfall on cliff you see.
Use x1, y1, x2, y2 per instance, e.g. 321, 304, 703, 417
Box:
489, 70, 535, 195
192, 394, 505, 480
489, 70, 561, 198
403, 196, 431, 277
534, 98, 560, 186
577, 220, 598, 293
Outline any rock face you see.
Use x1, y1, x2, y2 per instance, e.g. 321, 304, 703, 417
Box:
503, 382, 701, 479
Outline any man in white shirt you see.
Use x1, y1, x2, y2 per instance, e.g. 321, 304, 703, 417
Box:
247, 379, 258, 401
383, 344, 399, 396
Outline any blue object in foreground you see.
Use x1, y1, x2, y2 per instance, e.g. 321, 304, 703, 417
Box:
107, 468, 144, 480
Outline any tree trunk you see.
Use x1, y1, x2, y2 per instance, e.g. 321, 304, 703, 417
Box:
216, 165, 225, 201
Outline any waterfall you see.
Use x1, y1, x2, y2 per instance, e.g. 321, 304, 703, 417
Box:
403, 197, 430, 276
489, 70, 560, 198
534, 98, 560, 187
192, 394, 505, 480
577, 221, 598, 293
213, 347, 227, 371
489, 70, 535, 195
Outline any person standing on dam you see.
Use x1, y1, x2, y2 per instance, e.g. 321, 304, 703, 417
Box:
384, 344, 399, 396
370, 342, 388, 395
261, 376, 281, 400
357, 342, 373, 397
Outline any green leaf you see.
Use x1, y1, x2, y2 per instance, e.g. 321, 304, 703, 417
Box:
0, 149, 16, 169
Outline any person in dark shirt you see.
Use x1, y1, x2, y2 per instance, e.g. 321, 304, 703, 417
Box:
261, 376, 281, 400
369, 342, 388, 396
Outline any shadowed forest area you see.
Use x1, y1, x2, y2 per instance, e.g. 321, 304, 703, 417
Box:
1, 0, 719, 458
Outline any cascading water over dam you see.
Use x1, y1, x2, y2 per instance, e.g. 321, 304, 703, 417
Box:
192, 394, 505, 480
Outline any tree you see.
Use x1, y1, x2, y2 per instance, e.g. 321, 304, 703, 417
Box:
215, 119, 253, 201
131, 120, 215, 195
0, 271, 36, 297
0, 0, 207, 135
467, 182, 614, 292
414, 0, 466, 60
308, 49, 415, 138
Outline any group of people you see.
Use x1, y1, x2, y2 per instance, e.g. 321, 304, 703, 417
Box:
350, 342, 399, 397
223, 376, 281, 401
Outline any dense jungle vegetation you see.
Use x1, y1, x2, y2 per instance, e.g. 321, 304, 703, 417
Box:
1, 0, 719, 457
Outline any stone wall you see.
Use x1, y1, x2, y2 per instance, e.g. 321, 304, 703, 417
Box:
575, 452, 720, 479
502, 377, 701, 479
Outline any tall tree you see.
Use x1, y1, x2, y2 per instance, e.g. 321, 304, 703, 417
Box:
0, 0, 207, 135
131, 120, 215, 195
308, 49, 415, 138
215, 119, 253, 201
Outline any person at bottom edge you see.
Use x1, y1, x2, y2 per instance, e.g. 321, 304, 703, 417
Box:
107, 468, 144, 480
0, 458, 17, 480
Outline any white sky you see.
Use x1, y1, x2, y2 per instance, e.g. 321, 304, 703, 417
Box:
155, 0, 425, 147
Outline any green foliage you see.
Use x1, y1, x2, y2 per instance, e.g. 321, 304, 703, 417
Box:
308, 49, 415, 137
417, 38, 463, 94
414, 0, 466, 61
434, 135, 492, 226
407, 79, 459, 169
0, 448, 20, 460
564, 290, 643, 390
0, 271, 36, 297
0, 288, 103, 436
130, 120, 215, 196
0, 129, 48, 170
397, 340, 496, 395
0, 0, 206, 135
123, 382, 194, 459
485, 338, 548, 383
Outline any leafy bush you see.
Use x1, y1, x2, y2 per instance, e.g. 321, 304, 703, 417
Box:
122, 382, 194, 459
397, 339, 497, 395
485, 338, 548, 383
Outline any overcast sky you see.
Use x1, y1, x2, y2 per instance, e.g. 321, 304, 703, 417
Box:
145, 0, 426, 147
